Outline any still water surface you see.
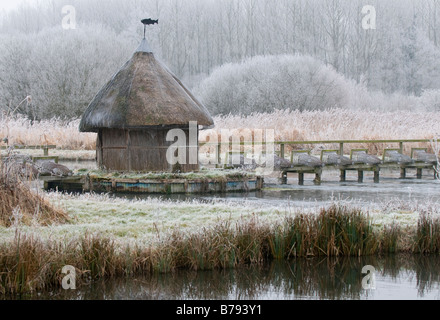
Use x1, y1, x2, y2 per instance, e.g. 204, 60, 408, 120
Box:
34, 254, 440, 300
119, 172, 440, 209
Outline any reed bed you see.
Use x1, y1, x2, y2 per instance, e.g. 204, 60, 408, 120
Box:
0, 158, 69, 227
0, 116, 95, 150
205, 109, 440, 155
277, 205, 379, 258
413, 210, 440, 254
1, 203, 440, 296
1, 110, 438, 155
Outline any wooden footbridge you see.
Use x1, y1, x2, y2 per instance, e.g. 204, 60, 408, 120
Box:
202, 139, 439, 185
1, 144, 56, 155
2, 140, 438, 192
278, 140, 438, 185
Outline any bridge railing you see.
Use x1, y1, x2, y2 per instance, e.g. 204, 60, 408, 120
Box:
0, 145, 57, 156
199, 139, 433, 164
275, 139, 431, 159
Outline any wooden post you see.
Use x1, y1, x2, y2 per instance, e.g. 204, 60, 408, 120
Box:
400, 168, 406, 179
399, 142, 404, 154
44, 147, 49, 156
358, 170, 364, 183
339, 143, 344, 156
97, 130, 103, 169
314, 169, 322, 185
298, 172, 304, 185
374, 168, 380, 183
280, 144, 285, 159
126, 130, 133, 172
340, 169, 346, 182
281, 171, 288, 185
216, 144, 221, 168
417, 168, 423, 179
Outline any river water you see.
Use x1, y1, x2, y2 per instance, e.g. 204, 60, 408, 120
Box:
61, 161, 440, 207
118, 169, 440, 209
49, 163, 440, 300
30, 254, 440, 300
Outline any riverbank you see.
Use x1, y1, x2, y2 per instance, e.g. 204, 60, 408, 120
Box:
0, 191, 439, 296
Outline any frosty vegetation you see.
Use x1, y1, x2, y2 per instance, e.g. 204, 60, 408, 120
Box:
2, 110, 439, 151
1, 0, 440, 119
194, 54, 440, 115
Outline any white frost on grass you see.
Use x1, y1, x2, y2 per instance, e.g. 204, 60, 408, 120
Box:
1, 192, 438, 250
367, 198, 440, 232
0, 192, 291, 248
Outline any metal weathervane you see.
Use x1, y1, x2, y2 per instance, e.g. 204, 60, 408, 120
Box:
141, 18, 159, 39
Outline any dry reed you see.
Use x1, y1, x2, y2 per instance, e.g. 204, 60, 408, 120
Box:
1, 203, 440, 296
205, 109, 440, 155
413, 210, 440, 254
1, 110, 438, 155
0, 116, 96, 150
0, 157, 69, 227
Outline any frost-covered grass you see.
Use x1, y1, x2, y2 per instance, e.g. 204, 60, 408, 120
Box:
0, 192, 286, 247
1, 191, 440, 295
0, 191, 437, 250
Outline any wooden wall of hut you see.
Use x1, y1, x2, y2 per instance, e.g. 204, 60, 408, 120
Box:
96, 128, 199, 172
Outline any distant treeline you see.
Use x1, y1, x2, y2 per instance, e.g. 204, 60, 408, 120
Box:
1, 0, 440, 118
194, 54, 440, 115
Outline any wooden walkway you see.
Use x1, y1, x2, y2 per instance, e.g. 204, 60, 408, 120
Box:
40, 175, 264, 194
1, 144, 56, 156
3, 141, 438, 187
281, 143, 437, 185
201, 139, 438, 185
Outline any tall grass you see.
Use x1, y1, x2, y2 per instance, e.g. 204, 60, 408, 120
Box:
0, 115, 95, 150
270, 205, 378, 258
0, 156, 69, 227
1, 110, 438, 154
380, 223, 401, 254
205, 109, 440, 155
4, 202, 439, 296
1, 199, 440, 296
414, 211, 440, 254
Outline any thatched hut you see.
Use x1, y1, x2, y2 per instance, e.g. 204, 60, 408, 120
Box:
79, 38, 214, 172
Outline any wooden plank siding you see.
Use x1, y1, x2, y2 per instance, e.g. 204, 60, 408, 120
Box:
98, 128, 199, 172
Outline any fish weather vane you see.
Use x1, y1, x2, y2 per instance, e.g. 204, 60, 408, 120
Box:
141, 18, 159, 39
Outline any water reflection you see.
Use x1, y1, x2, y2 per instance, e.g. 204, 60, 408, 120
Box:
116, 177, 440, 209
32, 254, 440, 300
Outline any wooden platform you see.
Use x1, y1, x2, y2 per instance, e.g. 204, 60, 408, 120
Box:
40, 174, 264, 194
1, 145, 56, 156
281, 166, 322, 185
281, 162, 435, 185
280, 147, 437, 185
201, 138, 438, 185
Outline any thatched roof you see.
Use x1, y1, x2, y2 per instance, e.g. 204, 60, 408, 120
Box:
79, 39, 214, 132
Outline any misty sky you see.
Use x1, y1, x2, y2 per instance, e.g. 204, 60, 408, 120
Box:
0, 0, 25, 12
1, 0, 440, 118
